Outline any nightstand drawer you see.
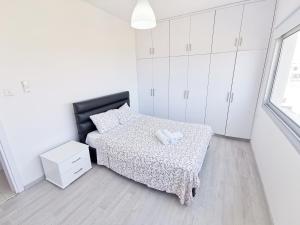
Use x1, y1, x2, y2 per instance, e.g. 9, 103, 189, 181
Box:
58, 149, 90, 173
61, 160, 91, 188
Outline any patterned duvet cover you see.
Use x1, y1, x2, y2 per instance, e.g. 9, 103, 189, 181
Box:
94, 115, 213, 205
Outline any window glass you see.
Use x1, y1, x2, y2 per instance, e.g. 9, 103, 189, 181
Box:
270, 30, 300, 127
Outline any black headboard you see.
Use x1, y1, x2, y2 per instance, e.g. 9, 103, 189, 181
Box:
73, 91, 130, 144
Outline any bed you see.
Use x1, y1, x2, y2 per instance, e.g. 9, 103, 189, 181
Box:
73, 92, 213, 205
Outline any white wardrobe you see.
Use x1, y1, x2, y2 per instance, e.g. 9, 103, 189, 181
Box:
136, 0, 275, 139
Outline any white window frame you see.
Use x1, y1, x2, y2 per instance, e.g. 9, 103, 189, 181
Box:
264, 23, 300, 152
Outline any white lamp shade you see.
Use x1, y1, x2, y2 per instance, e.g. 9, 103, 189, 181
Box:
131, 0, 156, 29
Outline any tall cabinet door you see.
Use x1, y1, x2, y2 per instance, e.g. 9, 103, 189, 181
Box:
205, 53, 236, 135
212, 6, 243, 53
169, 56, 188, 121
190, 11, 215, 55
239, 0, 275, 51
226, 51, 266, 139
153, 58, 170, 119
137, 59, 154, 115
152, 21, 170, 58
136, 30, 153, 59
170, 17, 190, 56
186, 55, 210, 124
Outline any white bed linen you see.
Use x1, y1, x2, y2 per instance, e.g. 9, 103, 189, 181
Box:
92, 115, 213, 205
85, 130, 101, 149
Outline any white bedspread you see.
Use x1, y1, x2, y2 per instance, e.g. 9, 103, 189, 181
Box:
94, 115, 213, 205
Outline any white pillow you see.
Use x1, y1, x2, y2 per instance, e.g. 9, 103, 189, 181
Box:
90, 110, 119, 134
116, 103, 136, 124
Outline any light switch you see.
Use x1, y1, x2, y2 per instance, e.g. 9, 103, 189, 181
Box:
21, 80, 30, 93
2, 89, 15, 96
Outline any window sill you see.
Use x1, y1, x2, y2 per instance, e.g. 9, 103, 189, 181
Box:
263, 103, 300, 154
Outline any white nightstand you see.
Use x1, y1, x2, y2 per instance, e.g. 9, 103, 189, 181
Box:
40, 141, 92, 189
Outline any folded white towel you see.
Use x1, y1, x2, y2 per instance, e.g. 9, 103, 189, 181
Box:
162, 129, 183, 144
155, 130, 170, 145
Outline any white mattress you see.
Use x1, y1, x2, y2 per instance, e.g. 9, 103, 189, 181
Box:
89, 115, 213, 205
85, 130, 101, 149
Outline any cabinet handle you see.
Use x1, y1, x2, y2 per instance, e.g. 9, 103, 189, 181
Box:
226, 92, 230, 102
152, 89, 155, 96
230, 92, 234, 103
239, 37, 243, 47
74, 168, 83, 175
186, 90, 189, 99
234, 38, 238, 47
72, 157, 81, 164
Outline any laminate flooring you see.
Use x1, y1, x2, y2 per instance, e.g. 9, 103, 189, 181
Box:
0, 171, 15, 206
0, 136, 272, 225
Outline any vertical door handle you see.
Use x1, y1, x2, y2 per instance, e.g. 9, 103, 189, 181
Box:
186, 44, 189, 52
186, 90, 190, 99
230, 92, 234, 103
152, 88, 155, 96
239, 37, 243, 47
152, 48, 155, 55
234, 38, 238, 47
150, 89, 153, 96
189, 44, 192, 52
226, 92, 230, 102
183, 90, 186, 99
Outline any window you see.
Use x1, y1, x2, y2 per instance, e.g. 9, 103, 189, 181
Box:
266, 25, 300, 146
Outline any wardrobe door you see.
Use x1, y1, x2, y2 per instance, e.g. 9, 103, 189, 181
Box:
212, 6, 243, 53
226, 51, 266, 139
169, 56, 188, 121
205, 53, 236, 135
170, 17, 190, 56
136, 30, 153, 59
152, 20, 170, 58
186, 55, 210, 124
190, 11, 215, 55
153, 58, 170, 119
239, 0, 275, 51
137, 59, 154, 115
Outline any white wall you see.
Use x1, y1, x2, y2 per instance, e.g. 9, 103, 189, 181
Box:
0, 0, 138, 187
274, 0, 300, 27
251, 1, 300, 225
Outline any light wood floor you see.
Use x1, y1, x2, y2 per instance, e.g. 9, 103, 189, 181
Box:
0, 136, 272, 225
0, 171, 15, 205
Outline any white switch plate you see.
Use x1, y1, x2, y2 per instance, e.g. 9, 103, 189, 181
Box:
2, 89, 15, 96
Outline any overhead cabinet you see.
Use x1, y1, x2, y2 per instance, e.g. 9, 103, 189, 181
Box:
170, 17, 190, 57
170, 11, 215, 56
212, 5, 243, 53
238, 0, 275, 51
136, 21, 170, 59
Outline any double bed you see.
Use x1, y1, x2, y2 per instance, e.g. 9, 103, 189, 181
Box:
73, 92, 213, 205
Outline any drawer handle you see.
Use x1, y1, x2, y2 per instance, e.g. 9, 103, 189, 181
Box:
74, 168, 83, 174
72, 157, 81, 164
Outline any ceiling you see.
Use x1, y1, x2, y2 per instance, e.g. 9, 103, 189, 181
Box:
84, 0, 251, 22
